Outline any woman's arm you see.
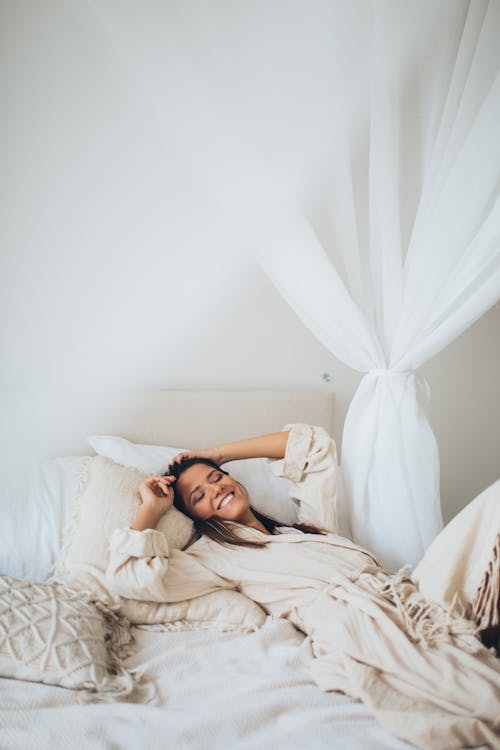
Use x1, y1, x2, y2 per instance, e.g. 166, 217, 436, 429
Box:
107, 528, 235, 602
109, 475, 236, 602
171, 429, 290, 466
217, 430, 290, 463
266, 424, 345, 536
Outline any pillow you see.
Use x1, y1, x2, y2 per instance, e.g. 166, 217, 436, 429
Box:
119, 589, 266, 632
0, 574, 147, 702
50, 455, 267, 631
88, 435, 185, 475
88, 435, 298, 525
0, 456, 90, 582
52, 455, 194, 598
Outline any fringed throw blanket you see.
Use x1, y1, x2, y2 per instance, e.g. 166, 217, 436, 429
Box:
301, 559, 500, 750
369, 565, 483, 652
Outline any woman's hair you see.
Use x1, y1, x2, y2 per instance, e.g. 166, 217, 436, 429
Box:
166, 456, 327, 549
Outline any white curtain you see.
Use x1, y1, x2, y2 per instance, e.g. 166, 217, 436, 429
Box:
255, 0, 500, 570
83, 0, 500, 570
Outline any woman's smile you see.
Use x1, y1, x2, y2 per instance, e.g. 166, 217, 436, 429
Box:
209, 485, 242, 517
217, 492, 234, 510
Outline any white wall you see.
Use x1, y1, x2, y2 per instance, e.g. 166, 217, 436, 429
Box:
1, 1, 498, 524
149, 256, 499, 524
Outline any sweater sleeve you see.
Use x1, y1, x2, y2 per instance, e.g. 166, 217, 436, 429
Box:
267, 423, 342, 535
106, 528, 236, 603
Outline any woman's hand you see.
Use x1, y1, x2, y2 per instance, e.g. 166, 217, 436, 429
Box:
131, 475, 176, 531
171, 447, 223, 466
139, 475, 175, 511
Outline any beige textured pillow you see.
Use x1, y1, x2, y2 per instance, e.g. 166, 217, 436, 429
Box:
52, 455, 267, 631
52, 455, 194, 592
119, 589, 266, 631
0, 574, 148, 702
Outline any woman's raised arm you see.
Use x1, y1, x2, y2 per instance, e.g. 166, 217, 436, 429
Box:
171, 429, 290, 466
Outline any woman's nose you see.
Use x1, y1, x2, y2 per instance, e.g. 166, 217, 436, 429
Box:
209, 484, 225, 504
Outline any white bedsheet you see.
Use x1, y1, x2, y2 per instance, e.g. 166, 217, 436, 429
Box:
0, 618, 486, 750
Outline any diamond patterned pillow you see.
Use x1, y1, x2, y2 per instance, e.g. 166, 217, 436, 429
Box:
0, 574, 147, 702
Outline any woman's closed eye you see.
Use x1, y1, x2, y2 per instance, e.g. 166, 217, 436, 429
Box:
193, 472, 222, 504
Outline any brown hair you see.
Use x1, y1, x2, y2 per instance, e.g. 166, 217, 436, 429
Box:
166, 456, 327, 549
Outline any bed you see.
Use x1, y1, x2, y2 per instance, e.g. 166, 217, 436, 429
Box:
0, 390, 489, 750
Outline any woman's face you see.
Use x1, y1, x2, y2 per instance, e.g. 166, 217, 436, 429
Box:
176, 464, 250, 522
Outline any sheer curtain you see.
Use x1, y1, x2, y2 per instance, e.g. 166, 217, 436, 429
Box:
84, 0, 500, 570
255, 0, 500, 570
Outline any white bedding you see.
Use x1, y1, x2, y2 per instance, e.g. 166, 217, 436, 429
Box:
0, 618, 419, 750
1, 391, 492, 750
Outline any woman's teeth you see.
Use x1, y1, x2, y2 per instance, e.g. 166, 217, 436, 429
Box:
218, 493, 234, 510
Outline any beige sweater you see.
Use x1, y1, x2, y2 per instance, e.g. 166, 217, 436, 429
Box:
107, 424, 500, 749
106, 423, 381, 624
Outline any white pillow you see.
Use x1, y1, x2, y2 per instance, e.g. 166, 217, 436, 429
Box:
88, 435, 298, 525
88, 435, 184, 475
0, 456, 89, 582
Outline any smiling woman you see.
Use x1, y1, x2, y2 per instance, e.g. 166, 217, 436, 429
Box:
109, 423, 500, 749
129, 429, 293, 537
158, 428, 329, 548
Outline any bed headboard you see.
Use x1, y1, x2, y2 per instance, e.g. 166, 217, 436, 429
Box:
36, 388, 334, 458
83, 389, 335, 448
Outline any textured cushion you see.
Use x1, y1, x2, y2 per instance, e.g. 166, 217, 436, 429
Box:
51, 456, 267, 631
88, 434, 298, 525
52, 455, 194, 596
0, 574, 146, 702
119, 589, 266, 631
52, 456, 193, 601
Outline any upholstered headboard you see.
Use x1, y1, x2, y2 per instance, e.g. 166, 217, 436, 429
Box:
87, 389, 335, 447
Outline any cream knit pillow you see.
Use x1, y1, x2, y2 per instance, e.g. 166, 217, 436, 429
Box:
51, 455, 267, 631
0, 574, 147, 702
52, 455, 194, 596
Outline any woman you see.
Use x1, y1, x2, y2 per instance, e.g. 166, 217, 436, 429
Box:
107, 424, 500, 749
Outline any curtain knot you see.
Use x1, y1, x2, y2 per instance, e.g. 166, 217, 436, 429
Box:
366, 369, 413, 377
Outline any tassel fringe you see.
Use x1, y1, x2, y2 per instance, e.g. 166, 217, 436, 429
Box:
78, 598, 155, 704
368, 566, 481, 654
471, 533, 500, 632
49, 456, 93, 581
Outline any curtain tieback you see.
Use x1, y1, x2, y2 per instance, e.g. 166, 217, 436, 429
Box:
366, 369, 414, 377
366, 369, 430, 400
